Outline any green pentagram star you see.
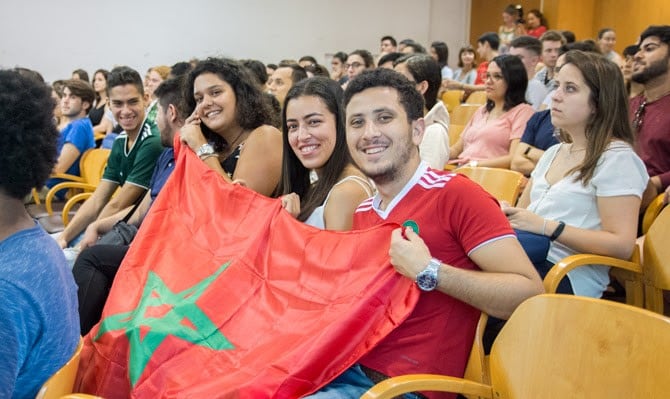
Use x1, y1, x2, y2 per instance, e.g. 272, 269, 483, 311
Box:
95, 261, 235, 386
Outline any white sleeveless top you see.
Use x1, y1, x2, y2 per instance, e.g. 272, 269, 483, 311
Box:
304, 175, 374, 229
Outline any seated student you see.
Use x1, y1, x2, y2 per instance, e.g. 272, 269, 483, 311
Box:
306, 68, 543, 399
395, 54, 451, 170
510, 109, 558, 176
267, 62, 308, 108
503, 51, 648, 297
46, 79, 96, 197
377, 52, 403, 69
180, 57, 283, 197
0, 69, 79, 398
342, 49, 375, 89
55, 66, 164, 249
278, 77, 373, 230
144, 65, 170, 125
73, 78, 185, 334
449, 54, 533, 168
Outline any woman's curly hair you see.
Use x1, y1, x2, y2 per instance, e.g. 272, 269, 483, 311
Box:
0, 69, 59, 199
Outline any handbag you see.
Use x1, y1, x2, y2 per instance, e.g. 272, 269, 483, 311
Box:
96, 196, 143, 246
514, 228, 550, 269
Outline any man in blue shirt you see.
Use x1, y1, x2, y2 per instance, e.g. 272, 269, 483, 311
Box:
0, 69, 80, 398
46, 79, 96, 197
73, 77, 186, 334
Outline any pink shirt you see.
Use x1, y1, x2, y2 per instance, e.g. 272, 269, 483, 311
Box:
459, 103, 534, 162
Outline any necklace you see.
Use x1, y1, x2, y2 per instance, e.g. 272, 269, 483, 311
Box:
226, 128, 248, 149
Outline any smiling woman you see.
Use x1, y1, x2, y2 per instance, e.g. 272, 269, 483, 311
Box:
277, 77, 373, 230
180, 58, 282, 197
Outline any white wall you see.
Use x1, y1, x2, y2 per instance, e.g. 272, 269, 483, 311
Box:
0, 0, 470, 83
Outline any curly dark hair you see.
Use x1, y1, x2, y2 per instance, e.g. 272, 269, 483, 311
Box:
0, 69, 59, 199
184, 57, 274, 152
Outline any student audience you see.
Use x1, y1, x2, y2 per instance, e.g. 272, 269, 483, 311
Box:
598, 28, 623, 66
306, 67, 542, 399
449, 54, 533, 168
525, 9, 548, 39
88, 69, 109, 128
343, 49, 374, 88
503, 50, 648, 297
0, 68, 79, 399
498, 4, 526, 53
268, 63, 308, 106
73, 78, 185, 334
394, 54, 451, 170
330, 51, 348, 83
180, 58, 283, 197
630, 25, 670, 210
429, 41, 454, 79
55, 66, 163, 249
278, 77, 373, 230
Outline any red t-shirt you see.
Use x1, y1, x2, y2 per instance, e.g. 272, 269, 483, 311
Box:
474, 61, 489, 85
354, 164, 514, 399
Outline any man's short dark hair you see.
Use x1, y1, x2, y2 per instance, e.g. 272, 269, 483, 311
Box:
478, 32, 500, 51
639, 25, 670, 45
381, 35, 397, 47
63, 79, 95, 113
0, 70, 59, 198
540, 30, 567, 45
240, 59, 268, 87
623, 44, 640, 57
343, 68, 424, 123
170, 61, 193, 77
378, 52, 404, 67
510, 35, 542, 56
107, 66, 144, 96
404, 41, 426, 54
154, 77, 188, 120
298, 55, 318, 66
278, 64, 308, 86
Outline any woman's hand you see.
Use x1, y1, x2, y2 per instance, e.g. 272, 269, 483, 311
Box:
281, 193, 301, 218
502, 205, 545, 234
180, 109, 208, 152
389, 227, 432, 280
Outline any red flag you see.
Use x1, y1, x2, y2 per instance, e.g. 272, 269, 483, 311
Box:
76, 140, 419, 398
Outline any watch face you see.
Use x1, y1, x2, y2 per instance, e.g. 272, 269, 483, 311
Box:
417, 269, 438, 291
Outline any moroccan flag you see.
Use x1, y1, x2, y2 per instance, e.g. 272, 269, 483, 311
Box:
75, 140, 420, 398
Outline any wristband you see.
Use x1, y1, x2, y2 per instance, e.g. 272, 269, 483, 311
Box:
523, 146, 532, 157
549, 221, 566, 241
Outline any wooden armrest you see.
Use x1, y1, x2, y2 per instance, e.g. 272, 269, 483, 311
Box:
49, 173, 85, 183
361, 374, 492, 399
62, 193, 93, 225
45, 182, 97, 214
544, 254, 641, 294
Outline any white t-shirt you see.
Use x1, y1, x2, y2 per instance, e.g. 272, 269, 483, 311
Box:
528, 141, 649, 297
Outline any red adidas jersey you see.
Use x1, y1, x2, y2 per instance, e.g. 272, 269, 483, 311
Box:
355, 164, 514, 398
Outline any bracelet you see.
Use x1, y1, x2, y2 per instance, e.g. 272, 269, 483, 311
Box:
199, 153, 219, 161
549, 220, 566, 241
523, 146, 532, 157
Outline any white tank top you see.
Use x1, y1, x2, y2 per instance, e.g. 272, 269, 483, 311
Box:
304, 175, 374, 229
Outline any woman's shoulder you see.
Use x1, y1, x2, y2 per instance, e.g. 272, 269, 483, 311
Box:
246, 124, 282, 146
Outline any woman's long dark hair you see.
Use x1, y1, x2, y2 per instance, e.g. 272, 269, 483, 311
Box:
485, 54, 528, 112
184, 57, 274, 152
276, 77, 351, 221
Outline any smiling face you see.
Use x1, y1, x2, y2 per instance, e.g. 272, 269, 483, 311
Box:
632, 36, 670, 84
550, 63, 593, 133
526, 12, 540, 28
461, 50, 475, 67
345, 87, 422, 185
109, 83, 146, 136
193, 72, 239, 135
285, 95, 337, 175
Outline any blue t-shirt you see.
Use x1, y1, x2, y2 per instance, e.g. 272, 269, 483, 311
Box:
0, 223, 80, 398
45, 117, 96, 195
520, 109, 559, 151
56, 117, 95, 176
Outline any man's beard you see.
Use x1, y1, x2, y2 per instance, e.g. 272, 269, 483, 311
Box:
632, 55, 669, 84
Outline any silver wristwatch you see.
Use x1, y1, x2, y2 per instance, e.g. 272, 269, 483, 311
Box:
196, 143, 215, 158
416, 258, 441, 291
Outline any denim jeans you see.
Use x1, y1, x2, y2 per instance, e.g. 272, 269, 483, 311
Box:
305, 363, 424, 399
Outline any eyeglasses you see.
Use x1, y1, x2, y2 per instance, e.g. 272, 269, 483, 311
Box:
345, 62, 363, 69
632, 99, 646, 131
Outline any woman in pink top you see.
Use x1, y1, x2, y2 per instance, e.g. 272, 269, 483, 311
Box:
449, 54, 534, 168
